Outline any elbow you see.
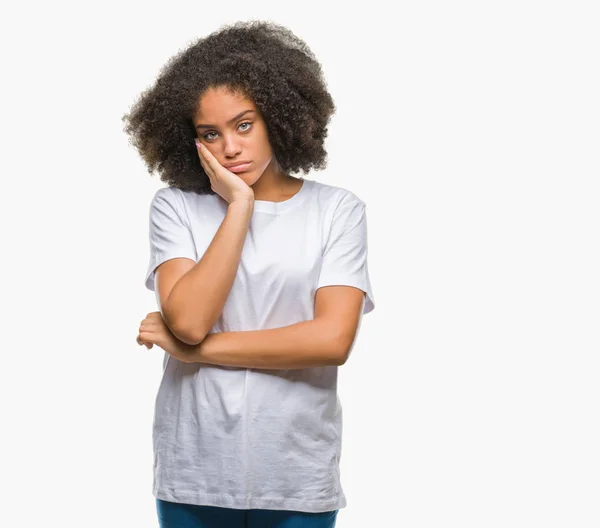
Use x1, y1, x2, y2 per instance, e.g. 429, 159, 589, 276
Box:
174, 329, 205, 347
161, 301, 208, 346
334, 330, 359, 366
165, 316, 207, 347
333, 350, 349, 367
336, 349, 350, 366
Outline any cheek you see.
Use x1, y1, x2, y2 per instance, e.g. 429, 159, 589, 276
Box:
258, 138, 274, 161
253, 126, 272, 150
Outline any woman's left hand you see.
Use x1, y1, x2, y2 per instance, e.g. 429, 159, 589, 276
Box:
137, 311, 196, 363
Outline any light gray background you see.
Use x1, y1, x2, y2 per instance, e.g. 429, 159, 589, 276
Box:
1, 1, 598, 526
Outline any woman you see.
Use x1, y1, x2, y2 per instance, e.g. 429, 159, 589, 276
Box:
123, 20, 375, 528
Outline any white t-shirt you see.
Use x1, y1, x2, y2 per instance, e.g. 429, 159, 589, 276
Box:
144, 177, 375, 513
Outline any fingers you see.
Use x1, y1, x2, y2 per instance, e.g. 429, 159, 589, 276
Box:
138, 315, 162, 348
197, 140, 216, 162
139, 319, 160, 334
195, 139, 215, 180
138, 311, 168, 350
198, 146, 211, 176
136, 333, 152, 349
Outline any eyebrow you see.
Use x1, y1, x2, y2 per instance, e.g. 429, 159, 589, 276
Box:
195, 109, 256, 129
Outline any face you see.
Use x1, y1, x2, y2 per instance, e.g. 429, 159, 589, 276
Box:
192, 86, 276, 187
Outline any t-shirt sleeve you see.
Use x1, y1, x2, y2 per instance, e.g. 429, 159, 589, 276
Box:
316, 199, 375, 314
144, 187, 197, 291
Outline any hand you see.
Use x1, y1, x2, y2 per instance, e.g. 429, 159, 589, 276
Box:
137, 311, 196, 363
195, 138, 255, 205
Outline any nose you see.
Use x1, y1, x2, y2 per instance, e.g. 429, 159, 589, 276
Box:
223, 134, 242, 159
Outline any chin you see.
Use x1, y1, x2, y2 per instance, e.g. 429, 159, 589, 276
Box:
242, 172, 262, 187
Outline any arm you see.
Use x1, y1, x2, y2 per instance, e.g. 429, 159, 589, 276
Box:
188, 319, 342, 369
164, 199, 254, 345
185, 286, 366, 369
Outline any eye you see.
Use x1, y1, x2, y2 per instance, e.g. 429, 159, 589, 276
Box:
202, 122, 252, 141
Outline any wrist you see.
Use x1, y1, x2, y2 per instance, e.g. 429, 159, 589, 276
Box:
230, 194, 255, 208
184, 334, 212, 364
228, 198, 254, 217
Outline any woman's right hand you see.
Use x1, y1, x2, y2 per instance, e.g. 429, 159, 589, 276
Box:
195, 138, 255, 205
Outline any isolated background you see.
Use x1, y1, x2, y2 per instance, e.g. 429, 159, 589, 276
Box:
1, 1, 598, 526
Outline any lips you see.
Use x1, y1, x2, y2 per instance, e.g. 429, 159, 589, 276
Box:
226, 162, 251, 173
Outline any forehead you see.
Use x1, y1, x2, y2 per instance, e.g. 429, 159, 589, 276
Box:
194, 87, 257, 121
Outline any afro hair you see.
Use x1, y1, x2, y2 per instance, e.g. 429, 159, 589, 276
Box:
121, 20, 336, 194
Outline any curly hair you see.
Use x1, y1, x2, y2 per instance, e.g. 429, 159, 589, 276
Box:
121, 20, 336, 194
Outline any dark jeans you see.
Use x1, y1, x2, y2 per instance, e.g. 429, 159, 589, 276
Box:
156, 498, 339, 528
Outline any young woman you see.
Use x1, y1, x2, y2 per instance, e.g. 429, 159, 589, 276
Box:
123, 20, 375, 528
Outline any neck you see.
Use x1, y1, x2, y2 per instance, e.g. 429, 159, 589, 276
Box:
251, 160, 300, 202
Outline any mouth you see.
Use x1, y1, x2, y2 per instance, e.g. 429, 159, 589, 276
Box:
227, 162, 252, 173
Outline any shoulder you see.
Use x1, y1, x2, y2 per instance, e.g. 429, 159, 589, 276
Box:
149, 186, 181, 209
308, 179, 366, 212
150, 185, 175, 202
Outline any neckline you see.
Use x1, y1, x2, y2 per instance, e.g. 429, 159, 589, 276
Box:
252, 178, 311, 214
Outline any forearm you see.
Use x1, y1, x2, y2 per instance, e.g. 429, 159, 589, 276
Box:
188, 318, 343, 369
165, 199, 254, 344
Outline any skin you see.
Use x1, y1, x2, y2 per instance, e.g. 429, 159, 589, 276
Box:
137, 84, 305, 355
136, 311, 195, 361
